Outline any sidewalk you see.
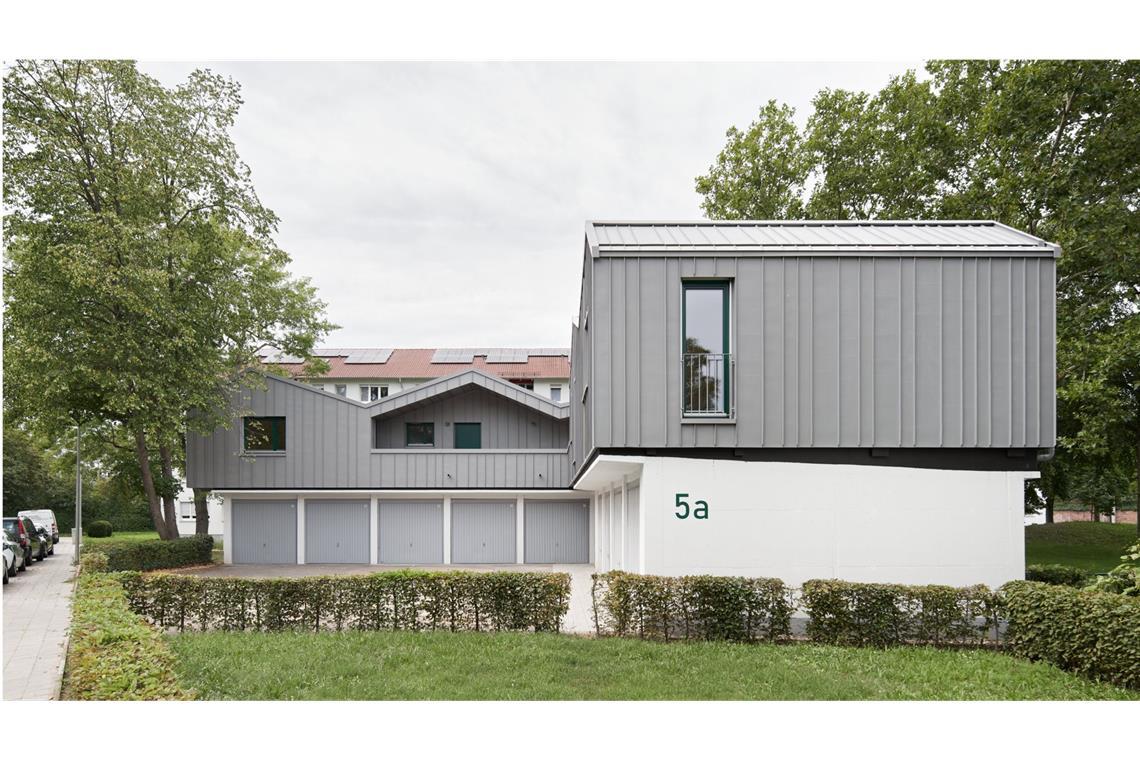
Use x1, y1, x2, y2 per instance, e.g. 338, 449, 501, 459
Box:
3, 538, 76, 700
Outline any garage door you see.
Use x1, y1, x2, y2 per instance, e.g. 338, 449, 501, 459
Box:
378, 500, 443, 564
232, 500, 297, 564
305, 499, 370, 564
451, 500, 515, 564
525, 500, 589, 563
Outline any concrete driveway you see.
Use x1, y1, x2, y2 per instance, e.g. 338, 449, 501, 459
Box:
3, 538, 76, 700
173, 562, 597, 634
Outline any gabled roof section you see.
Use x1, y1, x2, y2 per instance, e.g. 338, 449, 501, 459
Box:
586, 220, 1060, 257
368, 369, 570, 420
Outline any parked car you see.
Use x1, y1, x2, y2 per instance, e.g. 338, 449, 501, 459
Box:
3, 534, 17, 583
18, 509, 59, 545
2, 521, 29, 574
19, 512, 56, 557
2, 517, 44, 565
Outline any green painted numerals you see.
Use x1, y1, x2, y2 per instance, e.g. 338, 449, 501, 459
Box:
674, 493, 709, 520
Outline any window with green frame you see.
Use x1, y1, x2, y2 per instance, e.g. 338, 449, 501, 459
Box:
454, 422, 481, 449
682, 280, 730, 415
405, 422, 435, 447
243, 416, 286, 451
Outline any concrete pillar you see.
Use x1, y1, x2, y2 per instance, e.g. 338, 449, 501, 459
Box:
296, 497, 306, 564
516, 496, 525, 564
222, 496, 233, 565
369, 496, 379, 565
442, 496, 452, 564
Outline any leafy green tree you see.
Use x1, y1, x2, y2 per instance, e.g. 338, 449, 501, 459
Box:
696, 101, 809, 219
697, 60, 1140, 530
3, 60, 334, 538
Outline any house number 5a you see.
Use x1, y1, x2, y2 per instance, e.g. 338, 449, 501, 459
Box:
674, 493, 709, 520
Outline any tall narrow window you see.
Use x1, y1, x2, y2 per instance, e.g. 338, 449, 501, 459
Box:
244, 416, 286, 451
682, 281, 730, 416
550, 386, 562, 402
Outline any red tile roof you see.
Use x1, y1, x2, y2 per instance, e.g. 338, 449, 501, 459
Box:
271, 349, 570, 380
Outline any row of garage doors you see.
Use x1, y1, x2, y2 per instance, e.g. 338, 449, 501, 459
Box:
231, 499, 590, 565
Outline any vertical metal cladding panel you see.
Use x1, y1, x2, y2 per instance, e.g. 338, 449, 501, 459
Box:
622, 484, 640, 570
232, 500, 297, 564
524, 500, 590, 563
378, 500, 443, 564
304, 499, 370, 564
451, 500, 516, 564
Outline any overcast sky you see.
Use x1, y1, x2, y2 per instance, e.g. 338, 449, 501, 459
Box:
140, 62, 918, 349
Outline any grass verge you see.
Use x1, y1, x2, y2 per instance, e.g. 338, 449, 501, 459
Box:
63, 573, 192, 700
1025, 523, 1136, 572
169, 630, 1138, 700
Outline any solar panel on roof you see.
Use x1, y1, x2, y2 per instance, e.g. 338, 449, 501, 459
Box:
486, 349, 529, 363
344, 349, 393, 364
431, 348, 475, 364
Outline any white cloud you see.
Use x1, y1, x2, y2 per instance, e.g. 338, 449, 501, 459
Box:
139, 61, 917, 347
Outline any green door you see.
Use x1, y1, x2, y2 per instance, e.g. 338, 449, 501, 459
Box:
454, 422, 481, 449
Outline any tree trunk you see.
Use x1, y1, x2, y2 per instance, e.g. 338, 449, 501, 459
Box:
193, 488, 210, 536
1045, 491, 1054, 524
159, 444, 180, 539
134, 429, 175, 540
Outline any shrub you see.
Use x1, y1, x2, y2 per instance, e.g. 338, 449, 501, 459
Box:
86, 520, 113, 538
1089, 539, 1140, 596
800, 580, 999, 647
78, 550, 108, 575
64, 573, 192, 700
118, 569, 572, 634
98, 535, 214, 572
591, 572, 792, 642
1025, 564, 1091, 587
1002, 580, 1140, 690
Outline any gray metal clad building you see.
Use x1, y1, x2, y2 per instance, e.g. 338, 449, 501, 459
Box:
570, 220, 1058, 480
187, 219, 1058, 575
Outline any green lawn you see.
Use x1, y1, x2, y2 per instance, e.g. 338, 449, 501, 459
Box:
1025, 522, 1136, 573
169, 630, 1136, 700
83, 530, 161, 545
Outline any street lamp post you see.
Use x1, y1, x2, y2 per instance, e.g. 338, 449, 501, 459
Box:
73, 422, 82, 565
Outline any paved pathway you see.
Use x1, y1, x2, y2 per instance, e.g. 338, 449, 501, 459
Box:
176, 561, 597, 633
3, 538, 76, 700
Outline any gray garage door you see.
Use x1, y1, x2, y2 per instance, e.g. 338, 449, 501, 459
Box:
525, 500, 590, 563
232, 500, 297, 564
305, 499, 370, 564
452, 500, 516, 564
379, 500, 443, 564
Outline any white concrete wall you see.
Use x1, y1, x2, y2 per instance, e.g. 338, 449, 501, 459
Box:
594, 455, 1031, 589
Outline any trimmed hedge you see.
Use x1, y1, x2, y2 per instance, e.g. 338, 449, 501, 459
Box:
86, 520, 113, 538
1002, 580, 1140, 690
591, 571, 792, 642
119, 570, 571, 634
800, 580, 1000, 647
64, 573, 192, 700
1025, 564, 1091, 587
94, 535, 214, 572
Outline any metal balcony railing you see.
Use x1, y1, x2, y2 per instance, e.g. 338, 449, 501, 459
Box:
682, 352, 731, 416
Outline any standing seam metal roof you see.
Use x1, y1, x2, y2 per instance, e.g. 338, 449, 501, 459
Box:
586, 220, 1059, 256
